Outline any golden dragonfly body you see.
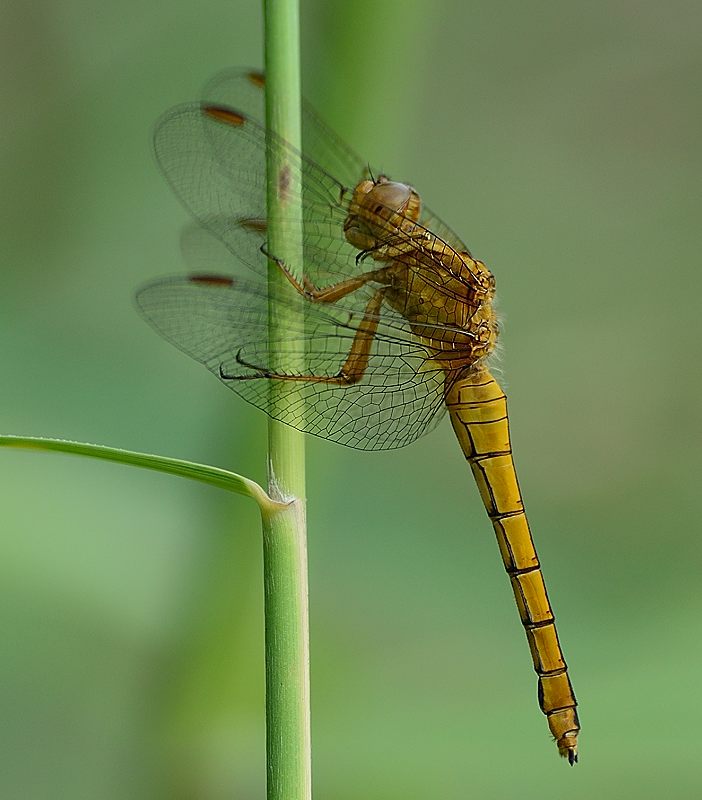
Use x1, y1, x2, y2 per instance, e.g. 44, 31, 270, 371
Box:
139, 70, 579, 763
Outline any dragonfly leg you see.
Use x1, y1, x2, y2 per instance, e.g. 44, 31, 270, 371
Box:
220, 289, 386, 386
261, 243, 390, 303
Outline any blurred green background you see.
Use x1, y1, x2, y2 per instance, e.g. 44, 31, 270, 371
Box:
1, 1, 700, 797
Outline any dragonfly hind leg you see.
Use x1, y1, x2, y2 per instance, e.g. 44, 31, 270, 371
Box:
220, 289, 386, 386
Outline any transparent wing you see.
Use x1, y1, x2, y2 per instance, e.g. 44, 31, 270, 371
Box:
203, 69, 372, 188
137, 273, 448, 450
203, 68, 473, 256
154, 99, 363, 297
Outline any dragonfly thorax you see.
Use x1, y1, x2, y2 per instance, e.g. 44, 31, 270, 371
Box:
343, 174, 421, 253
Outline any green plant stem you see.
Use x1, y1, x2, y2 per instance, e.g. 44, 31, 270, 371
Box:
261, 2, 311, 800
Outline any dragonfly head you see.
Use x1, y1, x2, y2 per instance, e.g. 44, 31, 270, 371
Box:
344, 174, 421, 252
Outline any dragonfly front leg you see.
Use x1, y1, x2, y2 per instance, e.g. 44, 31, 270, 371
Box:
262, 244, 390, 303
222, 289, 386, 386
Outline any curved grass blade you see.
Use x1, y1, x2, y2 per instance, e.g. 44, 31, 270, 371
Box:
0, 435, 284, 515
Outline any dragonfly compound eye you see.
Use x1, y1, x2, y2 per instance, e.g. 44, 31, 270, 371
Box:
367, 180, 413, 214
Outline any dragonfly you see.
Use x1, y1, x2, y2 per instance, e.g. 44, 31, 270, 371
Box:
138, 69, 580, 764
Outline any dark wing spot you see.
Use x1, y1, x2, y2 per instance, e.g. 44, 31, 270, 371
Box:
188, 274, 236, 287
238, 217, 268, 233
202, 105, 246, 126
278, 164, 291, 201
247, 71, 265, 88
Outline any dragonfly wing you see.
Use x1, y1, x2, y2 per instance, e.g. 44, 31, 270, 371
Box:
137, 275, 447, 451
154, 101, 371, 298
203, 68, 371, 188
202, 69, 474, 257
417, 208, 474, 258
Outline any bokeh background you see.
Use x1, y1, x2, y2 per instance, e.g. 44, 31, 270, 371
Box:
2, 1, 700, 798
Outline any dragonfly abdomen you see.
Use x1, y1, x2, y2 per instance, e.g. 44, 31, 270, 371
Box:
445, 368, 579, 764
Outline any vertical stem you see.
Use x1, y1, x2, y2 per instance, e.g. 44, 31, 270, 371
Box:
261, 2, 311, 800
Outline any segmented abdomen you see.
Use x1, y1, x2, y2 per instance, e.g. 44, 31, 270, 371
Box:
445, 368, 579, 764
